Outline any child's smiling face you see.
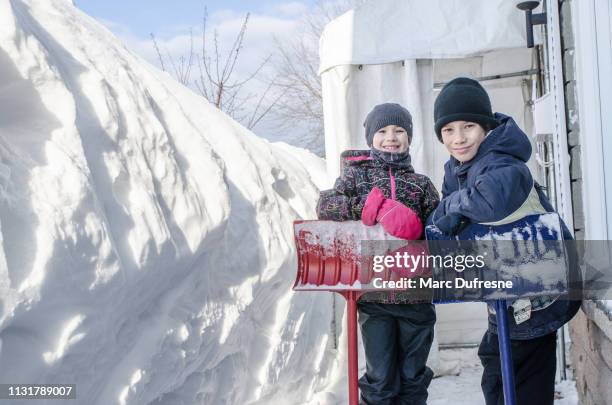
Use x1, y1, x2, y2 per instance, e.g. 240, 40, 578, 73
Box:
441, 121, 487, 162
372, 125, 410, 153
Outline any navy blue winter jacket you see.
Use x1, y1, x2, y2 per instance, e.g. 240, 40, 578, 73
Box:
436, 113, 533, 223
434, 113, 580, 339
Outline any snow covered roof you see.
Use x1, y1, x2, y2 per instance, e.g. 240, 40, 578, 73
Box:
319, 0, 532, 73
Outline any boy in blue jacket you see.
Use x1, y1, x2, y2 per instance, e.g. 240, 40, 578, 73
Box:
430, 77, 580, 405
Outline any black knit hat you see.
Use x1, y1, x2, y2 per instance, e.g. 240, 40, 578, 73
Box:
433, 77, 500, 142
364, 103, 413, 147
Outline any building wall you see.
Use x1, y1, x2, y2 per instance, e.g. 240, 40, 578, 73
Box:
560, 0, 612, 403
560, 0, 583, 240
570, 302, 612, 405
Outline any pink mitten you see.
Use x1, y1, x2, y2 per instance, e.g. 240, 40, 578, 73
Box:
361, 187, 385, 226
387, 243, 432, 279
377, 199, 423, 240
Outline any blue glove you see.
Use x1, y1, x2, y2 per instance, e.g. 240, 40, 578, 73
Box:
433, 211, 469, 235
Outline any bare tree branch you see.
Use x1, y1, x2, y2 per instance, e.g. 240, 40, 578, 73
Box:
267, 0, 366, 155
152, 2, 366, 139
222, 13, 250, 82
150, 33, 166, 72
213, 29, 221, 91
247, 78, 287, 129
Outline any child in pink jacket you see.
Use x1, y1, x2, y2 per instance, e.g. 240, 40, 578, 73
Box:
317, 103, 439, 405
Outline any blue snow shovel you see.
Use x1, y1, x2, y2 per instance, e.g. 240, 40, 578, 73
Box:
425, 212, 570, 405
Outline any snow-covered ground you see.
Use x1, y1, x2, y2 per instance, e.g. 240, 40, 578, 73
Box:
0, 1, 581, 404
429, 348, 578, 405
308, 342, 578, 404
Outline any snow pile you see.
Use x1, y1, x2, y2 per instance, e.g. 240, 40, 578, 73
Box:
0, 1, 343, 404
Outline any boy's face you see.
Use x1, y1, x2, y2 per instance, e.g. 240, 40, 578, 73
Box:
440, 121, 486, 162
372, 125, 410, 153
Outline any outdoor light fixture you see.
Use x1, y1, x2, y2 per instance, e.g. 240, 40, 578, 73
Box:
517, 1, 547, 48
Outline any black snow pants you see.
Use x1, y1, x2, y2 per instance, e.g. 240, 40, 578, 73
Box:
478, 330, 557, 405
357, 302, 435, 405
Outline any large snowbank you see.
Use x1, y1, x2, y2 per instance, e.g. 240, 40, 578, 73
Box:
0, 1, 342, 404
0, 1, 581, 404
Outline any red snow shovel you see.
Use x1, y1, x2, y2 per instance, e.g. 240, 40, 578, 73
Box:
292, 220, 430, 405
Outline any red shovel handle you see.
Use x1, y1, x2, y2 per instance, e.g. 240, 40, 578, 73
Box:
343, 290, 361, 405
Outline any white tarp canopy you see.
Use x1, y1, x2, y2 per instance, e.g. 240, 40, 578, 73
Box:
319, 0, 543, 184
319, 0, 543, 345
319, 0, 532, 74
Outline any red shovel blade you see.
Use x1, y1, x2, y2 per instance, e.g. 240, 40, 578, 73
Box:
292, 220, 431, 405
293, 220, 416, 291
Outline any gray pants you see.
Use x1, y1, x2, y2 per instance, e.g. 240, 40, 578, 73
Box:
358, 302, 435, 405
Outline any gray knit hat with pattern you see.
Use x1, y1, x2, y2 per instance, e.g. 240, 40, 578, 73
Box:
364, 103, 413, 147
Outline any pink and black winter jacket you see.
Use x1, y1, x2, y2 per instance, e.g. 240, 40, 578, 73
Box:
317, 150, 440, 231
316, 149, 440, 304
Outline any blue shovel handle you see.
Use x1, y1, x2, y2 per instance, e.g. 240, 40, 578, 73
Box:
495, 300, 517, 405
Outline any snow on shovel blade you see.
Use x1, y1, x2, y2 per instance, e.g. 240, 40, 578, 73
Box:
292, 220, 413, 291
425, 213, 569, 301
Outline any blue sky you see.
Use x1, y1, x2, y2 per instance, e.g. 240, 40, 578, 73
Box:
76, 0, 317, 38
73, 0, 328, 143
74, 0, 319, 71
